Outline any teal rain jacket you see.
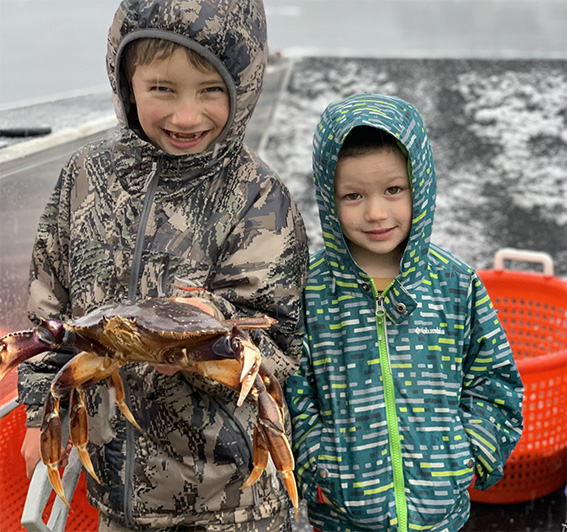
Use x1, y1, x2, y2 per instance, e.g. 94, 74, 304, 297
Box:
285, 94, 524, 532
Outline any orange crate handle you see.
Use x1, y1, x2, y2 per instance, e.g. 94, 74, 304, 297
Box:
493, 248, 554, 277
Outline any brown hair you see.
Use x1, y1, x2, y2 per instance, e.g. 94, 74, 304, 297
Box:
338, 126, 404, 161
124, 38, 216, 82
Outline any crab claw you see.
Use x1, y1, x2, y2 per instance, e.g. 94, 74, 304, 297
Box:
240, 372, 299, 519
0, 320, 66, 381
40, 393, 69, 507
232, 329, 261, 407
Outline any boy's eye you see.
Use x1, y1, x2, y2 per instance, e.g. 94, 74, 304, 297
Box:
386, 186, 403, 195
204, 85, 226, 93
344, 193, 362, 201
151, 85, 171, 93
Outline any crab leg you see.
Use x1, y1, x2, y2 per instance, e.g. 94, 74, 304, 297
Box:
107, 370, 142, 430
70, 389, 100, 483
51, 351, 121, 392
240, 425, 269, 489
40, 393, 69, 506
225, 315, 278, 330
41, 351, 132, 501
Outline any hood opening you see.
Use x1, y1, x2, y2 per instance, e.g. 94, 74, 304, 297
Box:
113, 28, 238, 153
313, 93, 437, 291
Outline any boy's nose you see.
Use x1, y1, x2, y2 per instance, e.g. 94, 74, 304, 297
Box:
171, 97, 202, 127
365, 198, 388, 222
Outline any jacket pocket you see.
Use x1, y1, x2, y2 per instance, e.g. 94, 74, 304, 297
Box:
314, 425, 348, 512
451, 415, 477, 494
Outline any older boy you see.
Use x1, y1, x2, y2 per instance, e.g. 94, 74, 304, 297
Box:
18, 1, 308, 530
286, 93, 523, 532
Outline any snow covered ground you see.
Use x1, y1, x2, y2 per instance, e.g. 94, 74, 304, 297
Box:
261, 57, 567, 277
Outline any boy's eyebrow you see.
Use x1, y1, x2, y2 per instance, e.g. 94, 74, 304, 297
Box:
138, 73, 225, 86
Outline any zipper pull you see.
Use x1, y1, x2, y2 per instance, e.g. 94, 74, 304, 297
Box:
376, 295, 392, 375
142, 161, 158, 192
376, 295, 385, 323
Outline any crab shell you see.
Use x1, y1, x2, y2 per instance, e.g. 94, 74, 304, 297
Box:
65, 297, 268, 364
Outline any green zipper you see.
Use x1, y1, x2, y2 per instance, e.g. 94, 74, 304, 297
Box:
374, 289, 408, 532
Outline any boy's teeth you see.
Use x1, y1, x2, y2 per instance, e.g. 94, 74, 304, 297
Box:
169, 131, 202, 140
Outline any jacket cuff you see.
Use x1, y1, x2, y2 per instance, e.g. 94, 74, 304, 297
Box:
25, 405, 44, 428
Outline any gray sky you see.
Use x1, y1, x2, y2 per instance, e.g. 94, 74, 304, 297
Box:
0, 0, 565, 108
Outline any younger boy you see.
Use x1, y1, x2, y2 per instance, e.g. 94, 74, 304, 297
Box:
285, 93, 523, 532
18, 1, 308, 530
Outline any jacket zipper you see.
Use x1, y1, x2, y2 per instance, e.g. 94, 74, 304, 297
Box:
375, 292, 408, 532
123, 159, 160, 526
128, 160, 160, 300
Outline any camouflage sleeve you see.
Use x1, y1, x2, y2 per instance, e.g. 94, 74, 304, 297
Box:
459, 273, 524, 490
200, 169, 309, 381
18, 160, 75, 427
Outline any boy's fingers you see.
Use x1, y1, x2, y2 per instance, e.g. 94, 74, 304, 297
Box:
151, 363, 188, 376
21, 427, 42, 479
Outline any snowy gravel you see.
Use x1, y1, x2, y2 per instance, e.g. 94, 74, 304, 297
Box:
261, 57, 567, 277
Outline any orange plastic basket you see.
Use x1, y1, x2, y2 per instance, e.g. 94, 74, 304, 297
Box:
469, 249, 567, 504
0, 396, 99, 531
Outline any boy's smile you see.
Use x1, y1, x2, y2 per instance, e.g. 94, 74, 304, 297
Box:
130, 48, 230, 155
334, 148, 412, 277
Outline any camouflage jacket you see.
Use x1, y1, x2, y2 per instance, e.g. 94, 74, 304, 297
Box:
18, 0, 308, 529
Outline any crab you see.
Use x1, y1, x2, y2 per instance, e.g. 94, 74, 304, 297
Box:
0, 296, 298, 518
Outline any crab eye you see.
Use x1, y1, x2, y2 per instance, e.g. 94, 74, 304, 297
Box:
212, 336, 233, 358
230, 336, 243, 358
37, 326, 56, 345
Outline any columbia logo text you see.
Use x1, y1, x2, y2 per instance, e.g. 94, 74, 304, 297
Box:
415, 327, 445, 335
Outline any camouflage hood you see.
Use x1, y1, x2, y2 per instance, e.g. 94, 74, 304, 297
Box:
106, 0, 267, 171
